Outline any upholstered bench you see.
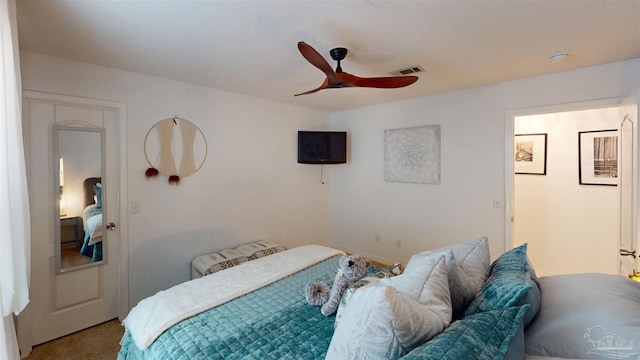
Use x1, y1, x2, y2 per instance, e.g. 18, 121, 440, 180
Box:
192, 241, 287, 279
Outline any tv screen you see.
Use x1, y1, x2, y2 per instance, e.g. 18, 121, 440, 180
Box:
298, 131, 347, 164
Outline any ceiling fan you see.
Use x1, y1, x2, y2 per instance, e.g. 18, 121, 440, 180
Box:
294, 41, 419, 96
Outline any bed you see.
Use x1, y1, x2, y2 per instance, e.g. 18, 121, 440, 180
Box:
118, 238, 640, 360
79, 177, 103, 262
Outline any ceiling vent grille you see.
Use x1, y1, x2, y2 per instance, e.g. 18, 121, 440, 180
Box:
390, 66, 424, 76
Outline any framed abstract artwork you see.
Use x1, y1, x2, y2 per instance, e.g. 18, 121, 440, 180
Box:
514, 133, 547, 175
384, 125, 441, 184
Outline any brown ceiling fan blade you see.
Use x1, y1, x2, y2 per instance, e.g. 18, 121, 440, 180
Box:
298, 42, 337, 80
294, 79, 329, 96
295, 42, 419, 96
294, 87, 325, 97
353, 75, 419, 88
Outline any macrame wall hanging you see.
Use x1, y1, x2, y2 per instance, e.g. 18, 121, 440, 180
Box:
144, 116, 207, 185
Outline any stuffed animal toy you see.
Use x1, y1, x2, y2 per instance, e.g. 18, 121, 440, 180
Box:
305, 254, 371, 316
304, 281, 330, 306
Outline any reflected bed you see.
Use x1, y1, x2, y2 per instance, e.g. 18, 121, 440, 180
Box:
79, 177, 102, 262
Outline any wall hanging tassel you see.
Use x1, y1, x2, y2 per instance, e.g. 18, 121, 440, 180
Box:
145, 167, 159, 178
168, 175, 180, 185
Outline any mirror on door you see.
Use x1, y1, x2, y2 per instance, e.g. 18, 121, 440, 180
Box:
54, 125, 106, 272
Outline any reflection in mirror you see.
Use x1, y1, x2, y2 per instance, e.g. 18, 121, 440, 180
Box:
55, 125, 105, 272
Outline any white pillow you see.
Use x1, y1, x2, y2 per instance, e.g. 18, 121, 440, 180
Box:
379, 253, 451, 313
334, 275, 381, 329
405, 236, 489, 317
448, 236, 490, 296
326, 255, 451, 360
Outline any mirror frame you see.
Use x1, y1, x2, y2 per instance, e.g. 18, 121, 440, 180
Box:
53, 124, 106, 273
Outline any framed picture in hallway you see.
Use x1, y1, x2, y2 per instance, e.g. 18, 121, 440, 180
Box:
514, 133, 547, 175
579, 129, 618, 186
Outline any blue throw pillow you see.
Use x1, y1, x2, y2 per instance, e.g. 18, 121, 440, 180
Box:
463, 244, 540, 326
517, 260, 540, 326
94, 184, 102, 209
402, 305, 529, 360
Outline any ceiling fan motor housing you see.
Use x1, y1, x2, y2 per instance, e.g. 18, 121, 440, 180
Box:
330, 47, 348, 72
330, 47, 348, 61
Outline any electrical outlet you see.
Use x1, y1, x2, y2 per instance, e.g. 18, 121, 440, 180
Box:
131, 201, 140, 214
396, 239, 402, 248
375, 235, 380, 244
493, 197, 504, 209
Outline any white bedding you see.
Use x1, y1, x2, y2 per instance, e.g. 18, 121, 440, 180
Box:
86, 213, 102, 245
82, 204, 103, 245
122, 245, 345, 350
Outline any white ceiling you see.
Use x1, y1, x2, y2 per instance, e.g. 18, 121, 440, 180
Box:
16, 0, 640, 112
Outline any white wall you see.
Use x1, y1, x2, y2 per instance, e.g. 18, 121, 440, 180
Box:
20, 50, 640, 306
514, 107, 620, 276
330, 59, 640, 266
20, 51, 333, 307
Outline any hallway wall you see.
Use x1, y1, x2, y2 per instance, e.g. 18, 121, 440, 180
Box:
514, 107, 620, 276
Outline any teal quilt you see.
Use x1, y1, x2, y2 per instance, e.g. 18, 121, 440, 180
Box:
118, 256, 379, 360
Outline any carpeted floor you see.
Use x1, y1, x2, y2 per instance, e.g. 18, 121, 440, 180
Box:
23, 319, 124, 360
60, 248, 92, 269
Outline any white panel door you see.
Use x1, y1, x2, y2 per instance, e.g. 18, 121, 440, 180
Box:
21, 92, 124, 346
620, 90, 639, 277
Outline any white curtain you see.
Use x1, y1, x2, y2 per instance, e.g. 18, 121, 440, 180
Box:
0, 0, 31, 359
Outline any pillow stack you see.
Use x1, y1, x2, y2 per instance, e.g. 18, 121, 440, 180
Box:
327, 236, 491, 359
327, 237, 542, 360
403, 243, 541, 360
326, 254, 452, 359
94, 183, 102, 209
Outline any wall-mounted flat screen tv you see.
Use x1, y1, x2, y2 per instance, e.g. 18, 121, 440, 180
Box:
298, 131, 347, 164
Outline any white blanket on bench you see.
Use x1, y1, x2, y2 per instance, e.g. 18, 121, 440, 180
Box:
123, 245, 345, 350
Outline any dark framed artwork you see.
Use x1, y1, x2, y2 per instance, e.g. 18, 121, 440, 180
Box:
579, 129, 618, 186
514, 133, 547, 175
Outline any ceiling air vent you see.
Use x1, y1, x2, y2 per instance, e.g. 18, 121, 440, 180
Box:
390, 65, 424, 76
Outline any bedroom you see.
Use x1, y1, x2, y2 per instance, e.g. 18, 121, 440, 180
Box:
2, 0, 640, 359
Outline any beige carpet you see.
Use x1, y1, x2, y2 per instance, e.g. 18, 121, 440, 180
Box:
60, 248, 92, 269
23, 319, 123, 360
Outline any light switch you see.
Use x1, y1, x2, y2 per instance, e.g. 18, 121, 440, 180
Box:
131, 201, 140, 214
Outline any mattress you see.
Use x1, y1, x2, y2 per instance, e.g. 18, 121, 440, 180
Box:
118, 255, 381, 359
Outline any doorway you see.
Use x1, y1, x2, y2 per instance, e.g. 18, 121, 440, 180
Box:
505, 98, 636, 277
17, 92, 129, 357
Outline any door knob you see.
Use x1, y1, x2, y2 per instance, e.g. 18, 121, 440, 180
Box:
620, 248, 637, 258
106, 222, 116, 230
